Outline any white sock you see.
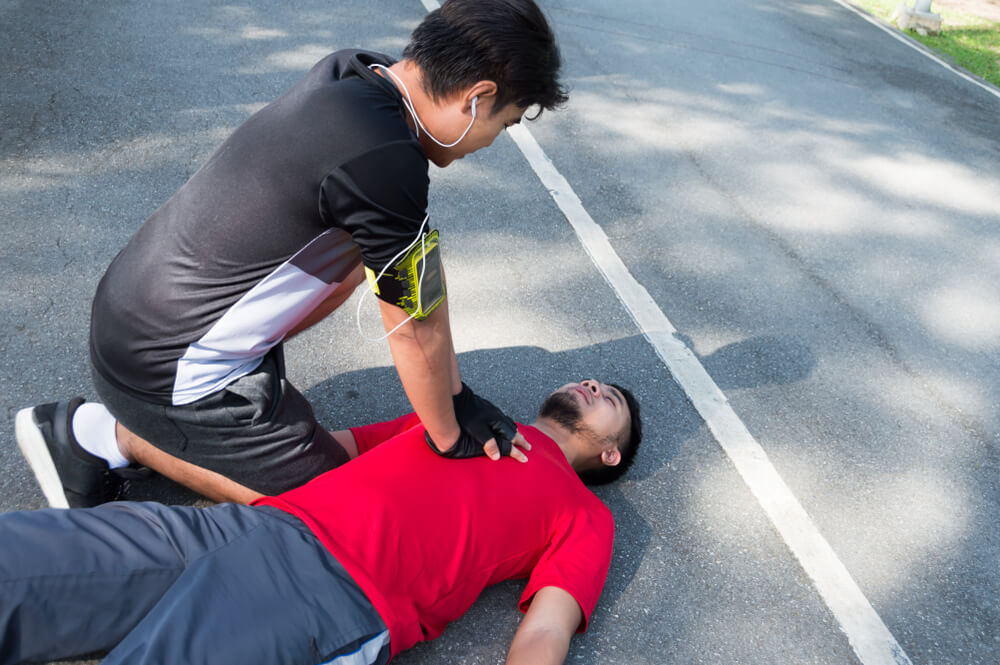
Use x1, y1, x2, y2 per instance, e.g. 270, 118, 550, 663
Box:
71, 403, 129, 469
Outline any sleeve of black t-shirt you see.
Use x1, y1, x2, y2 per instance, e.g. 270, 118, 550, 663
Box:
320, 140, 430, 272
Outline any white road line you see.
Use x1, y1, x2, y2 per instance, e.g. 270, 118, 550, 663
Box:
420, 1, 913, 664
831, 0, 1000, 100
507, 125, 913, 665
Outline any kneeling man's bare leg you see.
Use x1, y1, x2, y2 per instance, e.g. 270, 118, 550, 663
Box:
117, 423, 264, 504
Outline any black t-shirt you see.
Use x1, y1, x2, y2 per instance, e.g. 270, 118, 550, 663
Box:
90, 50, 429, 405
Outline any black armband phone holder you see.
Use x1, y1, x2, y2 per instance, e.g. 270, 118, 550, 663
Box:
365, 229, 445, 320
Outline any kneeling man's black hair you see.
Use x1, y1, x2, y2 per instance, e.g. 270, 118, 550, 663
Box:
404, 0, 569, 117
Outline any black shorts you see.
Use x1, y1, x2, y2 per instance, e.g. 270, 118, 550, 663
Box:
92, 346, 350, 495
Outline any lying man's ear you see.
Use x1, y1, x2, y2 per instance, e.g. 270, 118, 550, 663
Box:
601, 448, 621, 467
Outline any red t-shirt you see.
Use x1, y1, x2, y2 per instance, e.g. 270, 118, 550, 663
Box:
254, 414, 614, 656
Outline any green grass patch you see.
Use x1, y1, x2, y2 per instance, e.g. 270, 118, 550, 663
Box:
851, 1, 1000, 88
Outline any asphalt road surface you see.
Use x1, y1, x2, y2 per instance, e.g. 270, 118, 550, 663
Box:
1, 1, 997, 663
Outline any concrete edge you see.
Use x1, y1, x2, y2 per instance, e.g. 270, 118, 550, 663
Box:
835, 0, 1000, 100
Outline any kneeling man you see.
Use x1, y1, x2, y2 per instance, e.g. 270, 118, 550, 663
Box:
0, 379, 641, 665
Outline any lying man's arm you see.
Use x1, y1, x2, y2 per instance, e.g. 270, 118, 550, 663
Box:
505, 586, 583, 665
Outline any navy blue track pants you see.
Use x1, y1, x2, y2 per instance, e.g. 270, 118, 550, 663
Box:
0, 502, 389, 665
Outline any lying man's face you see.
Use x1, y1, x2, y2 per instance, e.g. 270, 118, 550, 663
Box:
540, 380, 631, 450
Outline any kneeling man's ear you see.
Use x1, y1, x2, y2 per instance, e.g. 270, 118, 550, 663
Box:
601, 448, 621, 467
465, 80, 498, 107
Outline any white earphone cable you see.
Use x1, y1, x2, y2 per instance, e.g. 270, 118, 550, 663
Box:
369, 63, 477, 148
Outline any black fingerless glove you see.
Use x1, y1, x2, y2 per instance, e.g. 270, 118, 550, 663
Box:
425, 383, 516, 458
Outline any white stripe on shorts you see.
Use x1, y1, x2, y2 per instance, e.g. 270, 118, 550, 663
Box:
320, 629, 390, 665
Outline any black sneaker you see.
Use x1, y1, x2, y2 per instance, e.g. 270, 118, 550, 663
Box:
14, 398, 124, 508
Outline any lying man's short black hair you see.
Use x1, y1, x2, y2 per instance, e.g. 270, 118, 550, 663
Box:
578, 383, 642, 486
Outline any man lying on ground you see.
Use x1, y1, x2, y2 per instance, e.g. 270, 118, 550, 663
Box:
1, 379, 641, 665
